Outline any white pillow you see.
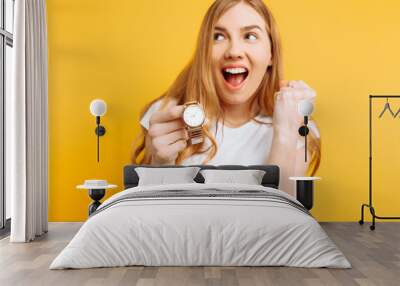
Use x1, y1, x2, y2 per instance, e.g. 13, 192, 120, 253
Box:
200, 169, 266, 185
135, 167, 201, 186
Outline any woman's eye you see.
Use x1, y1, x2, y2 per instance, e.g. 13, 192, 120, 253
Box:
214, 33, 225, 41
245, 33, 258, 41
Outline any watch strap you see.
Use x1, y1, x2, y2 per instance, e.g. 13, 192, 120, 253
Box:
188, 126, 203, 145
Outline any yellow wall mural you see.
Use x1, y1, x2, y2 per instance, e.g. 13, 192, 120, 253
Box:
47, 0, 400, 221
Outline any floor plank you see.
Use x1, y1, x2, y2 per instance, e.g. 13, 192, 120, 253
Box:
0, 222, 399, 286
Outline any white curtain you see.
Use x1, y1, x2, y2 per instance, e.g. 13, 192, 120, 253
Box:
8, 0, 48, 242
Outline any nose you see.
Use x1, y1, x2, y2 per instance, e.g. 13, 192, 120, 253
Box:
224, 38, 244, 60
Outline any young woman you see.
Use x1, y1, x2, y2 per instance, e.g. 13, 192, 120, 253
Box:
132, 0, 321, 196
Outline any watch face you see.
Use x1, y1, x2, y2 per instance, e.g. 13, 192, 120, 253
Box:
183, 105, 205, 127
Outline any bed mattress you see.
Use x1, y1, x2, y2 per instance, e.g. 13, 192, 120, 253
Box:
50, 183, 351, 269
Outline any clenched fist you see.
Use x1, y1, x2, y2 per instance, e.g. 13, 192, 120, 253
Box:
273, 80, 316, 133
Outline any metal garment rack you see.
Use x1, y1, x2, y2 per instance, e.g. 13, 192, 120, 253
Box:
359, 95, 400, 230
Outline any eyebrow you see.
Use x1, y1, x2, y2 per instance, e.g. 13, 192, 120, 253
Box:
214, 25, 264, 32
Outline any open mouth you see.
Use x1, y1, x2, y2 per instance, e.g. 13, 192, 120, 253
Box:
222, 67, 249, 89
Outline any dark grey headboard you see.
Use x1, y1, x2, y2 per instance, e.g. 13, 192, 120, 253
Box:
124, 165, 280, 189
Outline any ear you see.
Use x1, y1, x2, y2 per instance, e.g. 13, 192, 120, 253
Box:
267, 56, 273, 67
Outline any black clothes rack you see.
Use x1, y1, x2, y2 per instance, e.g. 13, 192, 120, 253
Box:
359, 95, 400, 230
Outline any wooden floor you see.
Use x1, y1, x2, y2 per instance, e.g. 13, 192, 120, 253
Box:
0, 222, 399, 286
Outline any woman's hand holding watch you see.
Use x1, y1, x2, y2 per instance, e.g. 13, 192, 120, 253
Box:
147, 100, 205, 165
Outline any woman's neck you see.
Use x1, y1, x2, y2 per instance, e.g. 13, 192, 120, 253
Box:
222, 99, 258, 128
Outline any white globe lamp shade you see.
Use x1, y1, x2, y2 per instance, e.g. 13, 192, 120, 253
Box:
90, 99, 107, 117
298, 100, 314, 116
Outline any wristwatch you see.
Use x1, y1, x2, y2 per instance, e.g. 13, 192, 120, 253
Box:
183, 101, 205, 145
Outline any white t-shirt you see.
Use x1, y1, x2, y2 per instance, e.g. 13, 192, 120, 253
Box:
140, 99, 320, 165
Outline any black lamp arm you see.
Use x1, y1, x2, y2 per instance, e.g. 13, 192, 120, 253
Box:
94, 116, 106, 162
298, 116, 309, 162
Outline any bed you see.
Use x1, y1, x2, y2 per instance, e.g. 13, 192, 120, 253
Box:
50, 165, 351, 269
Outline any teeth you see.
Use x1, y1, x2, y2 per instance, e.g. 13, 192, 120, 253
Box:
224, 67, 247, 74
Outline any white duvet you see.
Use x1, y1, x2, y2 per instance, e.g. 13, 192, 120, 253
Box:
50, 183, 351, 269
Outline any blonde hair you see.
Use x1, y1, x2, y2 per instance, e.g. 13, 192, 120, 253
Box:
131, 0, 321, 176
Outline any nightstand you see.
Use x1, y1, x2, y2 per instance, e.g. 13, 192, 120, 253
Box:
289, 177, 321, 210
77, 180, 117, 216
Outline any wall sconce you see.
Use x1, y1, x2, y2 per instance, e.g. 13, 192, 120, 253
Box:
298, 100, 314, 162
89, 99, 107, 162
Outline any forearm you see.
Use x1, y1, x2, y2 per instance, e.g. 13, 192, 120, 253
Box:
150, 156, 174, 165
144, 133, 173, 165
266, 127, 298, 197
